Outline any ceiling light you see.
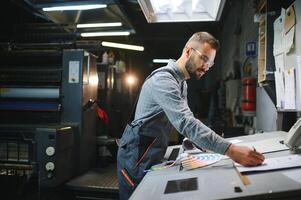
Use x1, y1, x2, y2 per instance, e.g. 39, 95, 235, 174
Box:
138, 0, 225, 23
102, 42, 144, 51
77, 22, 122, 28
153, 59, 170, 63
81, 31, 130, 37
42, 4, 107, 11
126, 75, 137, 86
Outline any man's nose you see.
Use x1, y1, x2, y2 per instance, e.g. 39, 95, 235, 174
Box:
203, 63, 210, 71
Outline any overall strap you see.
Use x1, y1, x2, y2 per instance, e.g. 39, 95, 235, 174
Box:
128, 67, 179, 123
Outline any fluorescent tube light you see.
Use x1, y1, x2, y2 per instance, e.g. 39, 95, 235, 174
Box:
153, 59, 170, 63
77, 22, 122, 28
81, 31, 130, 37
42, 4, 107, 11
102, 42, 144, 51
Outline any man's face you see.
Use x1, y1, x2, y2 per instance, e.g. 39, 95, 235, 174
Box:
185, 42, 216, 80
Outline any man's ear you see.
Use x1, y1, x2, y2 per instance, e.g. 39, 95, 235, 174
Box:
184, 46, 191, 58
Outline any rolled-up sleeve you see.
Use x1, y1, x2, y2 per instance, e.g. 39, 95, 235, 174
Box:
149, 72, 231, 155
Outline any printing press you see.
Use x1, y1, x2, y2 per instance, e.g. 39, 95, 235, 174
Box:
0, 49, 98, 195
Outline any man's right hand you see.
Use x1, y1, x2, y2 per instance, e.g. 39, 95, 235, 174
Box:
225, 144, 265, 166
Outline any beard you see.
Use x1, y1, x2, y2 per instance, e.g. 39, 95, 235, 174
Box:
185, 57, 201, 80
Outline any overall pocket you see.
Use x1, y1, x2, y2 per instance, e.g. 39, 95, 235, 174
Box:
118, 125, 139, 168
134, 135, 157, 169
117, 124, 158, 186
116, 124, 139, 149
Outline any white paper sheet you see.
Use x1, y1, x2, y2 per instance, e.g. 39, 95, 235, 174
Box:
68, 61, 80, 83
275, 70, 285, 108
273, 9, 285, 56
236, 154, 301, 173
274, 53, 285, 72
284, 25, 295, 54
284, 68, 296, 110
236, 136, 288, 154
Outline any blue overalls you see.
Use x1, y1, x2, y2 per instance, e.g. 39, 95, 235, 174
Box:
117, 68, 178, 200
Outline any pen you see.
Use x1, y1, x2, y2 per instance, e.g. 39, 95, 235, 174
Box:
253, 146, 256, 152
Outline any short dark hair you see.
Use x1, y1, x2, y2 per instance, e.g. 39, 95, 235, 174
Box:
187, 32, 220, 50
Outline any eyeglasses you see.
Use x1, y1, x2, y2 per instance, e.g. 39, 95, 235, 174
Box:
191, 47, 214, 68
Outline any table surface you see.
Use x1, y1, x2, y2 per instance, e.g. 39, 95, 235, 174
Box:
130, 131, 301, 200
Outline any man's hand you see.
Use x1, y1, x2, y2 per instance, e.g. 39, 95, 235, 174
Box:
225, 144, 265, 166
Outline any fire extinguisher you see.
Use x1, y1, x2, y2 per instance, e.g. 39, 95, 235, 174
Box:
241, 77, 256, 111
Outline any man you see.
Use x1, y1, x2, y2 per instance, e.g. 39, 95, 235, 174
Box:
117, 32, 264, 200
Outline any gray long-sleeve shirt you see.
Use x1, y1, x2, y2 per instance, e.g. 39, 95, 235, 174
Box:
134, 59, 231, 155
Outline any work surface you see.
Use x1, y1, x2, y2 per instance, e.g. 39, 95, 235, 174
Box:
130, 131, 301, 200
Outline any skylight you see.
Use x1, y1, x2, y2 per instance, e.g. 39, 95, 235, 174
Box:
138, 0, 225, 23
